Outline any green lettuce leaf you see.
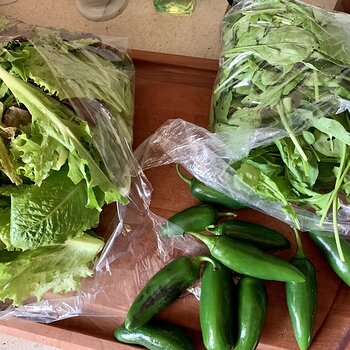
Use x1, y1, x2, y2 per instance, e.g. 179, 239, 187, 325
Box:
4, 167, 101, 251
10, 128, 69, 185
0, 233, 104, 306
0, 202, 11, 250
0, 66, 126, 208
0, 137, 21, 186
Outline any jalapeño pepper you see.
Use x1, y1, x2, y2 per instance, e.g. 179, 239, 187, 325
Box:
160, 204, 234, 237
309, 231, 350, 286
188, 232, 305, 283
235, 276, 267, 350
200, 259, 234, 350
115, 321, 193, 350
286, 230, 317, 350
125, 256, 214, 330
207, 219, 290, 250
176, 164, 246, 209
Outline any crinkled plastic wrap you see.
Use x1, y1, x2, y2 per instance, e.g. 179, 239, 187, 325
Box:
136, 0, 350, 238
113, 6, 350, 305
0, 16, 137, 321
99, 0, 350, 315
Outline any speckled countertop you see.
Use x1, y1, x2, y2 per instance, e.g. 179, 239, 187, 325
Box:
0, 0, 338, 59
0, 0, 339, 349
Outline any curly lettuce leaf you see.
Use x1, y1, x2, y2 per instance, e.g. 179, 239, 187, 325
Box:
0, 233, 104, 306
2, 167, 101, 251
5, 39, 133, 133
10, 127, 69, 185
0, 66, 127, 207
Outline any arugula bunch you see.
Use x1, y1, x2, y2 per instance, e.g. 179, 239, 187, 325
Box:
0, 18, 134, 305
211, 0, 350, 259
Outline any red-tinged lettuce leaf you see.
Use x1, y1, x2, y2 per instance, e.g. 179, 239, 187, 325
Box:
0, 66, 127, 208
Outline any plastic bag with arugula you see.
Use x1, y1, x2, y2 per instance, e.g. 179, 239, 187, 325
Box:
210, 0, 350, 237
135, 0, 350, 247
0, 16, 135, 321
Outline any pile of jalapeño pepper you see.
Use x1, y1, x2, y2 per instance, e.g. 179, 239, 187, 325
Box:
115, 164, 350, 350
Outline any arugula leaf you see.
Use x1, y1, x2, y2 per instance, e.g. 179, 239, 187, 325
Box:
0, 233, 104, 306
7, 167, 101, 251
275, 138, 319, 192
212, 0, 350, 248
235, 162, 299, 227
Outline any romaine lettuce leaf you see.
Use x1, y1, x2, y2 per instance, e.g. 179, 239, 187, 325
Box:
0, 233, 104, 306
6, 167, 101, 251
0, 206, 11, 250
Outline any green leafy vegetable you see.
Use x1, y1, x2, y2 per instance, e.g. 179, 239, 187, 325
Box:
0, 18, 134, 305
211, 0, 350, 259
0, 234, 104, 306
7, 167, 101, 251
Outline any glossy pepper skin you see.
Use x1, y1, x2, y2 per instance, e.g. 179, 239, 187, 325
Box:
176, 164, 246, 210
115, 322, 193, 350
286, 257, 317, 350
309, 231, 350, 286
160, 204, 219, 237
200, 259, 234, 350
189, 232, 305, 283
208, 219, 290, 250
125, 256, 213, 330
235, 276, 267, 350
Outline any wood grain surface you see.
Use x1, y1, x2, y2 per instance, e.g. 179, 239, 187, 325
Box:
0, 50, 350, 350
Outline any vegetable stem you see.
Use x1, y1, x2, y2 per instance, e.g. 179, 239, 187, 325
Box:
198, 256, 218, 269
176, 164, 192, 186
277, 102, 308, 162
332, 197, 345, 262
313, 70, 319, 101
217, 211, 237, 217
293, 228, 305, 258
319, 144, 348, 226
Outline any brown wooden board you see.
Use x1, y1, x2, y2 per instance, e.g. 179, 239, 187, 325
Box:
0, 50, 350, 350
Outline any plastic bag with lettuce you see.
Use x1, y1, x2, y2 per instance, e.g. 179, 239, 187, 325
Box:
0, 16, 135, 320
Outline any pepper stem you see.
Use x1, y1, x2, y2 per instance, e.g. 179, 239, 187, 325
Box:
197, 256, 217, 269
176, 164, 192, 186
187, 231, 216, 251
206, 224, 220, 235
293, 228, 305, 258
217, 211, 237, 217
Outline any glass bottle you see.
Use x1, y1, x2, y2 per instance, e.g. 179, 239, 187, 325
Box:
152, 0, 196, 15
75, 0, 128, 22
0, 0, 17, 5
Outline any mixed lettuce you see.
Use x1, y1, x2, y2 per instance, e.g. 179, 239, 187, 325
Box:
0, 19, 134, 305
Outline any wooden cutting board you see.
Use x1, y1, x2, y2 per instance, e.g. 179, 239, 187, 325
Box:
0, 50, 349, 350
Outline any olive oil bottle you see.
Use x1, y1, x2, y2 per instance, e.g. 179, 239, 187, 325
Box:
152, 0, 196, 15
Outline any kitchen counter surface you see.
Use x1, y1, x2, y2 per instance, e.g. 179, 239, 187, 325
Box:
0, 0, 342, 349
0, 0, 338, 59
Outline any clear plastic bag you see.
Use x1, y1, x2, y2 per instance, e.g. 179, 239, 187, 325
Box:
135, 0, 350, 238
0, 16, 137, 321
91, 0, 350, 320
98, 2, 350, 312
